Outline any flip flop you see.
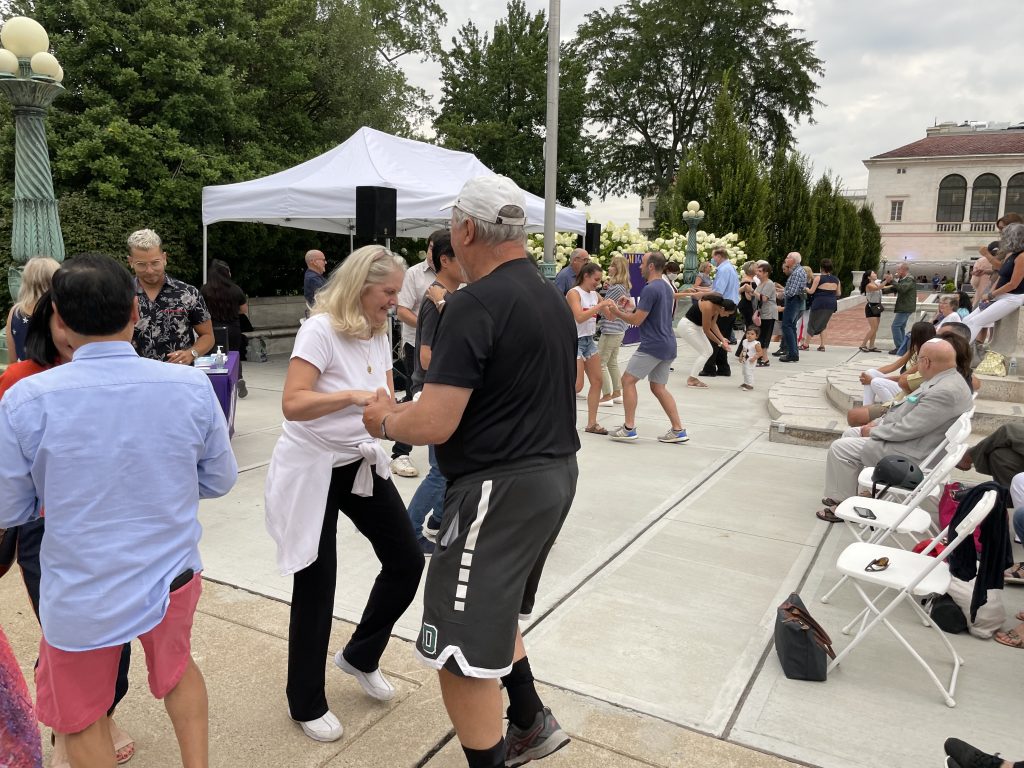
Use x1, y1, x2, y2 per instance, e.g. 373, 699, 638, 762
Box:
994, 628, 1024, 649
687, 380, 708, 388
821, 497, 840, 507
1004, 562, 1024, 584
817, 346, 826, 351
858, 346, 869, 352
816, 508, 841, 523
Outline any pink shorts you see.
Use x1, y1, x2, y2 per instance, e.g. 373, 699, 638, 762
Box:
35, 573, 202, 734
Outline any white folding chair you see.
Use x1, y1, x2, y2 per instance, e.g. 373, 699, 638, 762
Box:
826, 490, 998, 707
856, 412, 972, 501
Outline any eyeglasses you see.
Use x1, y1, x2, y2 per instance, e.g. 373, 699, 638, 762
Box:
131, 260, 163, 271
865, 557, 890, 572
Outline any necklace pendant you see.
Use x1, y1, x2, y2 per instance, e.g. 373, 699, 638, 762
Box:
367, 365, 372, 373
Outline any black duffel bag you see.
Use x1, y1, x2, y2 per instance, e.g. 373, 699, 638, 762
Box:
774, 593, 836, 681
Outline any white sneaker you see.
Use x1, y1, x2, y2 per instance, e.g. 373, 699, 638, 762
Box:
599, 399, 614, 408
389, 456, 419, 478
613, 397, 623, 404
335, 652, 395, 701
290, 709, 343, 742
575, 392, 587, 400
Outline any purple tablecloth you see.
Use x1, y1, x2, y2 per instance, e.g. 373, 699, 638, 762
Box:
205, 351, 240, 438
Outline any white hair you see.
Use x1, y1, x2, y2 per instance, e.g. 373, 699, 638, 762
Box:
788, 251, 802, 264
452, 206, 526, 248
127, 229, 162, 252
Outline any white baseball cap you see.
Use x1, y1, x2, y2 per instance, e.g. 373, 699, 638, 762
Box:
447, 175, 527, 226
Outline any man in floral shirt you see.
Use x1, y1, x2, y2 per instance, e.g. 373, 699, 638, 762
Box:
128, 229, 215, 364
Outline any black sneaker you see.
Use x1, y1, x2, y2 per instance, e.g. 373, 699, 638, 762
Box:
505, 707, 570, 766
943, 738, 1004, 768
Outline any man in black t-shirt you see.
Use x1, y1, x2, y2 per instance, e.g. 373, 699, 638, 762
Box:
405, 232, 458, 554
363, 175, 579, 768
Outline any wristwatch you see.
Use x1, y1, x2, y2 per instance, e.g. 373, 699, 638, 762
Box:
189, 348, 199, 359
436, 299, 446, 310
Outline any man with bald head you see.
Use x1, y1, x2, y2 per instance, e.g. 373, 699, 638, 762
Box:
816, 338, 973, 522
303, 250, 327, 310
554, 248, 590, 296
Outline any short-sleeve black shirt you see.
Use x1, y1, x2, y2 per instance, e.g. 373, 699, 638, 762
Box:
133, 276, 211, 361
426, 258, 580, 480
411, 282, 445, 392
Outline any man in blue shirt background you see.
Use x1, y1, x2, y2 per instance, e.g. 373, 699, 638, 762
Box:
694, 247, 739, 376
0, 253, 237, 766
554, 248, 589, 296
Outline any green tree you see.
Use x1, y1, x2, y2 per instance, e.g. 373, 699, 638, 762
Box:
859, 204, 883, 274
663, 86, 768, 261
436, 0, 592, 205
575, 0, 822, 197
0, 0, 437, 301
764, 148, 816, 273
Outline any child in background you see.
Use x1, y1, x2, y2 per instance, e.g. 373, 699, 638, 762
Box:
740, 326, 763, 391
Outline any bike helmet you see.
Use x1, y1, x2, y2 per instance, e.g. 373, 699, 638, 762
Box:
871, 455, 924, 497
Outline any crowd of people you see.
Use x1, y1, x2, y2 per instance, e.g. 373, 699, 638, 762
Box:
2, 174, 1023, 768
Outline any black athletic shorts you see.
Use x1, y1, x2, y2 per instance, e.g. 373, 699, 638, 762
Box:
414, 454, 578, 678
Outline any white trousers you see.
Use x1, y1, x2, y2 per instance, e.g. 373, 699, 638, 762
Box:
963, 293, 1024, 342
862, 368, 901, 405
676, 319, 713, 378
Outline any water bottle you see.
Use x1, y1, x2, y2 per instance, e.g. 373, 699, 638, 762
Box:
1010, 357, 1019, 377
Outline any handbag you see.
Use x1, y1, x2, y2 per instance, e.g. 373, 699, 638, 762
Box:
774, 593, 835, 681
976, 351, 1007, 377
752, 309, 761, 327
865, 301, 883, 318
938, 482, 981, 552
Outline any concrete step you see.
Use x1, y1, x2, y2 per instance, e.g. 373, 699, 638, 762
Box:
825, 357, 1019, 436
769, 357, 1018, 447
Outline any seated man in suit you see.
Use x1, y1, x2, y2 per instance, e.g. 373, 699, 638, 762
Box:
817, 338, 972, 522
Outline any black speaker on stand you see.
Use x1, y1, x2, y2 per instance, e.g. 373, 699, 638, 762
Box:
585, 222, 601, 254
356, 186, 398, 241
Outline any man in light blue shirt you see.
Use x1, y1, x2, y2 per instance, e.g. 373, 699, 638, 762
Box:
694, 247, 739, 376
0, 254, 237, 764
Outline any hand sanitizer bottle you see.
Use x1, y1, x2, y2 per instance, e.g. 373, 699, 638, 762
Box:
215, 346, 226, 369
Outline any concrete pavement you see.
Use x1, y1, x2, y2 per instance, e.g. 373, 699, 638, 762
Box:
3, 342, 1022, 768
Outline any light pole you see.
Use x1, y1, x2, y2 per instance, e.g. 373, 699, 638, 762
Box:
0, 16, 66, 306
540, 0, 560, 280
681, 200, 704, 287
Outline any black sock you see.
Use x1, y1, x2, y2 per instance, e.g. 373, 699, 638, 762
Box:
462, 738, 505, 768
501, 657, 543, 729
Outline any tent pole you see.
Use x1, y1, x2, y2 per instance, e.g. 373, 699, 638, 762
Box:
202, 226, 208, 284
541, 0, 560, 281
350, 231, 354, 254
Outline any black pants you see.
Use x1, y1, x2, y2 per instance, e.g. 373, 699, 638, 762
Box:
286, 461, 424, 721
758, 318, 776, 355
700, 315, 734, 375
391, 344, 415, 459
17, 517, 131, 715
972, 424, 1024, 487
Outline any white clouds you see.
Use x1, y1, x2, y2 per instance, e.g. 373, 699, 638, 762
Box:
400, 0, 1024, 222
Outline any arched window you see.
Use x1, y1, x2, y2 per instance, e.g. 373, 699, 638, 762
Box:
969, 173, 1001, 222
1005, 173, 1024, 218
936, 174, 966, 222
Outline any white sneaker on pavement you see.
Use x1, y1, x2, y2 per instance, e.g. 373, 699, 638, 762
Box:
389, 456, 419, 478
290, 710, 344, 742
335, 652, 395, 701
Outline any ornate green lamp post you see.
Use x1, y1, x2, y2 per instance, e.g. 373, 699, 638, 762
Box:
0, 16, 66, 312
680, 200, 704, 287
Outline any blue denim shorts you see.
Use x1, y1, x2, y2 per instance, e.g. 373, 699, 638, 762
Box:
576, 335, 598, 360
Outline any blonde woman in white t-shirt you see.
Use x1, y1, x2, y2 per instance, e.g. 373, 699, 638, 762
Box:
568, 262, 616, 435
265, 246, 424, 744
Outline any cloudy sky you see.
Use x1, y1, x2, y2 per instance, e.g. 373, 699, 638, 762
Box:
401, 0, 1024, 227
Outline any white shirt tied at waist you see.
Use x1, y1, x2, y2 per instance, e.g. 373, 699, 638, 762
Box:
265, 433, 391, 575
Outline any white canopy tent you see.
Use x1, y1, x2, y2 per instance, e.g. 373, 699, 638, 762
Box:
200, 127, 587, 278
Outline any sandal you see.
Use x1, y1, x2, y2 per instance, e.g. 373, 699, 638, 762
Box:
1005, 562, 1024, 584
868, 347, 882, 353
1016, 611, 1024, 622
858, 346, 869, 352
585, 424, 608, 435
799, 344, 810, 351
816, 508, 842, 523
994, 628, 1024, 649
686, 379, 708, 388
817, 345, 825, 351
821, 497, 840, 507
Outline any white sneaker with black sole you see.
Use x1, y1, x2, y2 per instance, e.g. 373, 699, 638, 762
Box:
389, 455, 419, 478
334, 652, 395, 701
